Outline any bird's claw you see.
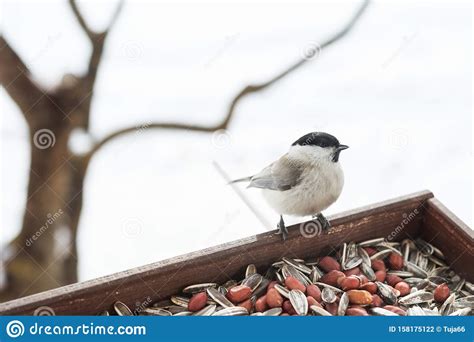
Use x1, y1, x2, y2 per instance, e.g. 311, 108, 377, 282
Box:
316, 213, 331, 231
276, 215, 288, 241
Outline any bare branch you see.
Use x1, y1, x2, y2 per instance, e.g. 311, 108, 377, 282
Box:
69, 0, 95, 40
216, 0, 370, 129
83, 123, 215, 165
68, 0, 124, 125
85, 0, 369, 162
69, 0, 124, 40
106, 0, 124, 34
0, 36, 45, 120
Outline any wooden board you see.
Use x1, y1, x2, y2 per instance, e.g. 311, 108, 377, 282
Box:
1, 190, 472, 315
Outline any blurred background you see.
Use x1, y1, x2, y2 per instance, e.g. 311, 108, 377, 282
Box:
0, 0, 471, 301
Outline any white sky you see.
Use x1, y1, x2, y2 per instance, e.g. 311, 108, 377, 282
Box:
1, 0, 472, 282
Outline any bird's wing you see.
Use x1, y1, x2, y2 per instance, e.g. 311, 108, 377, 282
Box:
248, 154, 305, 191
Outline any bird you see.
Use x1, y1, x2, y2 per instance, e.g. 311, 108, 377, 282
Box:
230, 132, 348, 240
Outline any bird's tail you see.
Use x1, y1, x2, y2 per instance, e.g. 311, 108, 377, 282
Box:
228, 176, 252, 185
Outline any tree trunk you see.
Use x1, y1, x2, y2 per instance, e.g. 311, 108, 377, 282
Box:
1, 114, 81, 301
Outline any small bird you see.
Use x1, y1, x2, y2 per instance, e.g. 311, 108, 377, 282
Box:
230, 132, 348, 240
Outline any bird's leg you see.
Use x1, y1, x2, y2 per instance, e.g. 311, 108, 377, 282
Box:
276, 215, 288, 241
316, 213, 331, 230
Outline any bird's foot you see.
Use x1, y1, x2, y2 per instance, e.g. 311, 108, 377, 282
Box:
316, 213, 331, 231
276, 215, 288, 241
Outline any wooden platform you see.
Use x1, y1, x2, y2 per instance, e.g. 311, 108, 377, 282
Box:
0, 190, 472, 315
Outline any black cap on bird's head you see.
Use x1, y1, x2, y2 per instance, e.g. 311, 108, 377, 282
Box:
291, 132, 349, 162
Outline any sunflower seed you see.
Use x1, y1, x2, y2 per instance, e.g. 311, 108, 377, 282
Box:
439, 293, 456, 315
193, 304, 216, 316
183, 283, 217, 294
310, 305, 332, 316
361, 262, 376, 281
141, 308, 171, 316
358, 246, 371, 266
399, 290, 434, 305
245, 264, 257, 278
114, 301, 133, 316
449, 308, 471, 316
454, 295, 474, 309
370, 249, 392, 260
170, 296, 189, 308
309, 266, 323, 283
387, 271, 414, 278
242, 273, 262, 291
315, 282, 344, 293
407, 306, 427, 316
321, 287, 337, 304
283, 257, 312, 274
359, 238, 385, 247
281, 264, 311, 286
212, 306, 248, 316
337, 292, 349, 316
414, 239, 432, 255
262, 307, 283, 316
370, 307, 399, 316
376, 281, 397, 305
206, 287, 234, 308
344, 256, 363, 270
274, 283, 290, 298
406, 262, 428, 278
289, 289, 308, 315
341, 243, 348, 266
166, 305, 188, 314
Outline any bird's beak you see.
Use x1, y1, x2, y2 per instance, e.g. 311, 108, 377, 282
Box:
337, 144, 349, 151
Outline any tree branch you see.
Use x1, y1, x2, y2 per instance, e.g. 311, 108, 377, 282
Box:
69, 0, 123, 80
69, 0, 95, 40
67, 0, 123, 132
0, 36, 46, 121
85, 0, 369, 163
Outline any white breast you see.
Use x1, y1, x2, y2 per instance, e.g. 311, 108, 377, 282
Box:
261, 147, 344, 217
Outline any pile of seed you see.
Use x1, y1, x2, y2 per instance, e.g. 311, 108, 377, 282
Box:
110, 237, 473, 316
